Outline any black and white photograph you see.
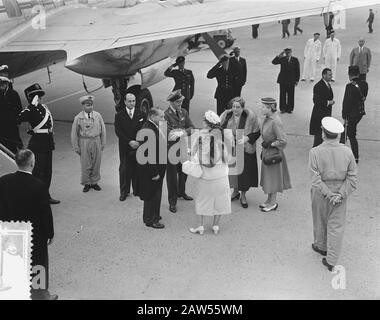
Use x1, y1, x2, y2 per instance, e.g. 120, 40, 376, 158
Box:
0, 0, 379, 306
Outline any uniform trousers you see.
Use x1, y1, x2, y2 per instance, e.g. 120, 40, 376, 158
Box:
79, 136, 102, 185
119, 151, 137, 197
143, 180, 163, 225
279, 83, 295, 112
311, 187, 347, 265
166, 162, 187, 206
340, 115, 363, 161
31, 150, 52, 198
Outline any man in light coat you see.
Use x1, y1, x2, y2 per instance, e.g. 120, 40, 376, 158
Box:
71, 95, 106, 192
323, 31, 341, 81
349, 37, 372, 81
301, 33, 322, 82
309, 117, 357, 271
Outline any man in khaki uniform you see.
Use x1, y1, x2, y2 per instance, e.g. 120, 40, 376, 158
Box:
308, 117, 357, 271
71, 95, 106, 192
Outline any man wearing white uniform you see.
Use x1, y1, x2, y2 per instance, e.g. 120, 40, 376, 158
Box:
323, 31, 341, 82
301, 33, 322, 82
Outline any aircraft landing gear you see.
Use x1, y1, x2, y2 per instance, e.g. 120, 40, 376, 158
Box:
110, 78, 153, 114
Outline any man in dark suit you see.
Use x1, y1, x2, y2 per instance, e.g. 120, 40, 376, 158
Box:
0, 76, 23, 154
230, 47, 247, 97
339, 66, 368, 164
281, 19, 291, 38
164, 90, 195, 213
0, 149, 57, 300
367, 9, 374, 33
272, 47, 300, 113
115, 93, 146, 201
17, 83, 60, 205
207, 54, 237, 115
136, 108, 167, 229
309, 68, 335, 147
164, 56, 195, 113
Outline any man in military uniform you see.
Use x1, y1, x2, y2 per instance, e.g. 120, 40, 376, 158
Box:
229, 47, 247, 97
0, 76, 23, 154
17, 83, 60, 204
71, 95, 106, 192
309, 117, 357, 271
164, 56, 195, 113
339, 66, 368, 164
272, 47, 300, 113
207, 54, 236, 116
164, 90, 195, 213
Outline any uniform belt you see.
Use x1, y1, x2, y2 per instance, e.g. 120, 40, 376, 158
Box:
79, 135, 100, 139
34, 129, 50, 134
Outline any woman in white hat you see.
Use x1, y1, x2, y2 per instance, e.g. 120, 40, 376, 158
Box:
189, 110, 232, 235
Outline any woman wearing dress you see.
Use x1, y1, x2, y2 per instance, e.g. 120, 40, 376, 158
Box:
189, 110, 231, 235
220, 97, 261, 208
259, 97, 291, 212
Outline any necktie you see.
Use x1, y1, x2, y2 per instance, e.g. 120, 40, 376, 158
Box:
88, 113, 90, 119
176, 110, 180, 118
129, 110, 133, 118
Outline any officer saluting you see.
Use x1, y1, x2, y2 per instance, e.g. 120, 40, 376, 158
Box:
18, 83, 60, 204
164, 56, 195, 113
207, 54, 237, 116
309, 117, 357, 271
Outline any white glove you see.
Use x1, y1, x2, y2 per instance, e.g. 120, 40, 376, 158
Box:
31, 95, 39, 106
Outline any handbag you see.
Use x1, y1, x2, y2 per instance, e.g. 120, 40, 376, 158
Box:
262, 146, 282, 165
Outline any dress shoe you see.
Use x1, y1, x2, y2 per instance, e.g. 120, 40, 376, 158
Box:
240, 198, 248, 209
280, 110, 286, 114
146, 222, 165, 229
169, 204, 177, 213
287, 110, 293, 114
178, 193, 193, 201
91, 184, 101, 191
355, 159, 359, 164
47, 294, 58, 300
231, 193, 240, 201
212, 225, 219, 235
261, 203, 278, 212
300, 78, 306, 81
310, 79, 314, 82
189, 226, 204, 235
119, 195, 127, 201
83, 184, 91, 192
49, 198, 60, 204
259, 202, 269, 209
322, 257, 334, 272
312, 243, 327, 256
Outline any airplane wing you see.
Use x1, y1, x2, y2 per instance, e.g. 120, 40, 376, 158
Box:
1, 0, 379, 79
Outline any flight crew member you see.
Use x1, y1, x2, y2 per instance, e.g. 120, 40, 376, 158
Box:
323, 30, 341, 82
349, 37, 372, 81
251, 24, 259, 39
18, 83, 60, 205
0, 76, 23, 154
367, 9, 374, 33
229, 46, 247, 97
207, 54, 237, 116
309, 117, 357, 271
272, 47, 300, 113
339, 66, 368, 164
293, 17, 303, 35
281, 19, 291, 38
309, 68, 334, 147
114, 93, 145, 201
165, 90, 195, 213
164, 56, 195, 113
301, 33, 322, 82
71, 95, 106, 193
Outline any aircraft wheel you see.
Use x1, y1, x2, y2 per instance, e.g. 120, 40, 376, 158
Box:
216, 39, 227, 49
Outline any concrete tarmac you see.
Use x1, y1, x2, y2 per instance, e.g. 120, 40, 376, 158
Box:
11, 5, 380, 299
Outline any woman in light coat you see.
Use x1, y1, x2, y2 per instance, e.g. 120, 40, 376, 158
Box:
189, 110, 231, 235
260, 97, 291, 212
